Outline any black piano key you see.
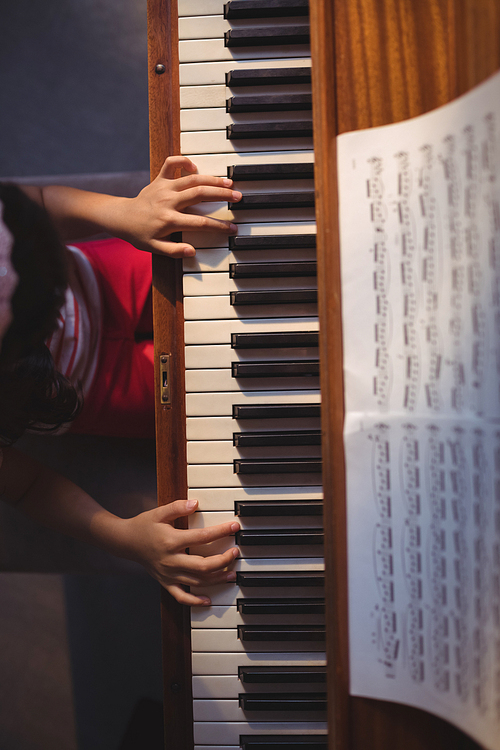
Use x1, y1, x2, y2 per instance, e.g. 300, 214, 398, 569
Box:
227, 93, 312, 114
234, 500, 323, 516
233, 430, 321, 447
235, 529, 324, 545
230, 290, 317, 306
228, 162, 314, 180
233, 402, 321, 418
225, 26, 310, 47
229, 233, 316, 250
238, 624, 325, 642
224, 0, 309, 20
239, 692, 327, 712
226, 67, 312, 87
234, 458, 322, 474
240, 734, 328, 750
229, 191, 315, 210
229, 261, 317, 278
237, 598, 325, 615
238, 666, 327, 684
236, 571, 325, 587
232, 360, 319, 377
227, 121, 313, 139
231, 332, 319, 349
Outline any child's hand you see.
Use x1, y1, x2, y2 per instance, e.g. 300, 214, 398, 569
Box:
120, 498, 240, 606
120, 155, 242, 258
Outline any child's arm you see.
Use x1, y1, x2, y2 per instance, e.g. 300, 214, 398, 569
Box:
20, 155, 242, 258
0, 447, 239, 606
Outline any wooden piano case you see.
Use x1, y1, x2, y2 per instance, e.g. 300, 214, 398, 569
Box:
147, 1, 500, 748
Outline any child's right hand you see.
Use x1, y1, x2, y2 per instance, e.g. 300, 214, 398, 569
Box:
114, 155, 242, 258
118, 498, 240, 606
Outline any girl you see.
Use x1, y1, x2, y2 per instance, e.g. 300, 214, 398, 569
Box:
0, 157, 242, 606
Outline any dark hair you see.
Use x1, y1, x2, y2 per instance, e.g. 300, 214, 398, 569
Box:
0, 183, 82, 443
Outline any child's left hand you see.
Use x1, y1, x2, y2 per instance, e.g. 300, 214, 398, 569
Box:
118, 498, 240, 606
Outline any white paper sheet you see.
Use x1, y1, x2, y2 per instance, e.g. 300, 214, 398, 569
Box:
338, 71, 500, 749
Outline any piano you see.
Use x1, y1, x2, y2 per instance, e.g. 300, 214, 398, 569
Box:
148, 1, 500, 749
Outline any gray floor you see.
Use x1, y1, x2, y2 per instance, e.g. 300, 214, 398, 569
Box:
0, 2, 167, 748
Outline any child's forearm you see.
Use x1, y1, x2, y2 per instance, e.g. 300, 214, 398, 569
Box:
22, 184, 130, 243
19, 155, 241, 256
0, 446, 143, 556
0, 448, 239, 605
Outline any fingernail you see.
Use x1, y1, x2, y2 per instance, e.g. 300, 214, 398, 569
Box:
231, 547, 239, 558
182, 246, 196, 257
230, 522, 240, 532
227, 571, 237, 581
186, 499, 197, 510
229, 223, 238, 234
223, 178, 233, 187
199, 597, 211, 606
231, 191, 242, 201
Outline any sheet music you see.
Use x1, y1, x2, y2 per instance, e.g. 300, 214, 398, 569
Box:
338, 71, 500, 749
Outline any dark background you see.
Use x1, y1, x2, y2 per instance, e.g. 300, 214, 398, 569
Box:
0, 3, 165, 749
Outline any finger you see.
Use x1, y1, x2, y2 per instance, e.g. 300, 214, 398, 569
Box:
172, 173, 234, 192
175, 186, 242, 209
171, 213, 239, 235
154, 498, 199, 522
165, 584, 212, 607
181, 521, 240, 548
170, 566, 237, 587
174, 545, 240, 575
159, 155, 197, 180
148, 239, 197, 258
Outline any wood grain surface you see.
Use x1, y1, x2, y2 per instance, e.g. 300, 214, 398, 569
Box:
147, 1, 193, 747
310, 1, 500, 748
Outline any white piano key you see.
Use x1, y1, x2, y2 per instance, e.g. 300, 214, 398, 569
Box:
180, 83, 311, 109
180, 15, 310, 41
186, 415, 320, 440
180, 58, 311, 87
184, 245, 317, 274
185, 317, 319, 345
188, 487, 323, 509
191, 629, 325, 653
181, 128, 313, 155
181, 107, 312, 131
180, 39, 310, 64
181, 85, 226, 109
191, 606, 324, 629
186, 390, 321, 417
194, 722, 328, 745
187, 441, 321, 463
183, 201, 315, 223
188, 463, 322, 487
193, 584, 324, 606
183, 273, 317, 296
185, 345, 319, 370
189, 511, 321, 529
183, 219, 316, 250
193, 698, 325, 722
186, 369, 320, 392
179, 149, 313, 178
191, 536, 323, 558
192, 674, 324, 699
184, 295, 317, 320
178, 0, 223, 16
192, 651, 326, 675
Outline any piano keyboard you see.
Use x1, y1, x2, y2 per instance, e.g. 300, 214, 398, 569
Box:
178, 1, 326, 747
